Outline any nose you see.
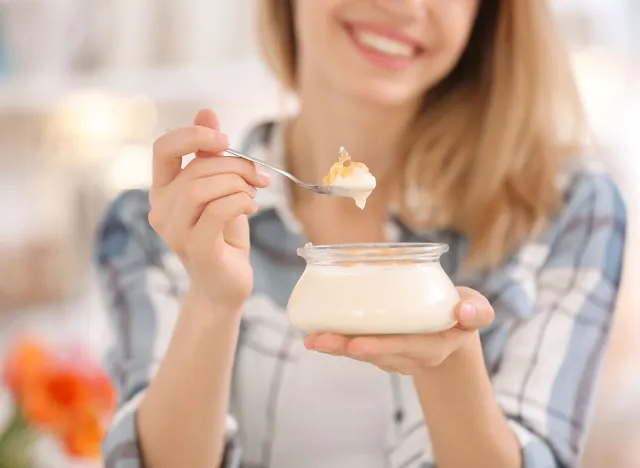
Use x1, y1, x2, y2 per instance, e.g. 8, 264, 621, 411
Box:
373, 0, 428, 19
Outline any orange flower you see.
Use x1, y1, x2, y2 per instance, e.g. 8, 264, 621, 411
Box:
63, 413, 104, 458
3, 338, 53, 398
22, 369, 92, 430
2, 337, 117, 460
86, 372, 117, 417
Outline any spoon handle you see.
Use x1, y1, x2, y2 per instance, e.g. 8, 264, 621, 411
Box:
224, 148, 303, 185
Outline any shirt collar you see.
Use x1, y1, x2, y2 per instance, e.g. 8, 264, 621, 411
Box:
247, 121, 303, 235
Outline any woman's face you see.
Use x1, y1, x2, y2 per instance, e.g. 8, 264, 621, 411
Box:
294, 0, 480, 106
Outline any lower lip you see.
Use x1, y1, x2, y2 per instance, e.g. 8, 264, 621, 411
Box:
346, 28, 417, 71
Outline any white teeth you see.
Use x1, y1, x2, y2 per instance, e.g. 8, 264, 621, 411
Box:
356, 31, 414, 58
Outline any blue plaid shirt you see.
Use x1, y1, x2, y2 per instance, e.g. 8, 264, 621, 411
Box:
96, 122, 626, 468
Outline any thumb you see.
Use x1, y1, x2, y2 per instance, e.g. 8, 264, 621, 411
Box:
454, 287, 494, 330
193, 109, 223, 158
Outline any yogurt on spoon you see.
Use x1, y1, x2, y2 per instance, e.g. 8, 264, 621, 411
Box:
323, 147, 377, 209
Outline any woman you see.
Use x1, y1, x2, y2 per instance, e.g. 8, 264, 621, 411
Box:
97, 1, 626, 467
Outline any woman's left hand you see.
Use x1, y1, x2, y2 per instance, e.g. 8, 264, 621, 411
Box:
304, 287, 494, 375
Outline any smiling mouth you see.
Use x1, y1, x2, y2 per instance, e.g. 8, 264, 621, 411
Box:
345, 23, 424, 62
357, 31, 414, 57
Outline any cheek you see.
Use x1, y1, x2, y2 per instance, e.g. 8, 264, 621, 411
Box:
294, 0, 345, 45
294, 1, 337, 64
426, 12, 477, 80
442, 3, 480, 59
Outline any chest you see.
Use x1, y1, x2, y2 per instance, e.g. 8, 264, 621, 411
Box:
231, 294, 428, 468
230, 211, 542, 466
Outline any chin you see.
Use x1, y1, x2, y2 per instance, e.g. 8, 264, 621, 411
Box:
343, 77, 425, 108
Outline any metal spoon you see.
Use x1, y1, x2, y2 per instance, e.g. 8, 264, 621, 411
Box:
224, 147, 360, 197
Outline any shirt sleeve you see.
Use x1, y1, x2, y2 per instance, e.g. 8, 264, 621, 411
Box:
491, 172, 627, 467
96, 189, 242, 468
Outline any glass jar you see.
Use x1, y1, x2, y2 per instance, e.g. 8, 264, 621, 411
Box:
287, 243, 460, 335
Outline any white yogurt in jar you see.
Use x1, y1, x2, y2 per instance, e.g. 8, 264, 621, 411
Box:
287, 259, 459, 335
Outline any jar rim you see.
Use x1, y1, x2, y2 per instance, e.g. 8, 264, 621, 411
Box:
297, 242, 449, 263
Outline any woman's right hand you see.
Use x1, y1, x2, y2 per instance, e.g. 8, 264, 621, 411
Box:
148, 109, 271, 311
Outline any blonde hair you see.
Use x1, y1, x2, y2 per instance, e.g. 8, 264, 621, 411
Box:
257, 0, 586, 268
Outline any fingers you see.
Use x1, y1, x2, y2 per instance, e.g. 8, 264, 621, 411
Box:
181, 155, 271, 189
304, 334, 349, 355
454, 287, 494, 330
307, 333, 445, 371
153, 125, 229, 188
174, 174, 258, 228
196, 192, 258, 236
307, 333, 414, 358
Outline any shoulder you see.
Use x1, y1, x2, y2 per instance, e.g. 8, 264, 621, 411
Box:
537, 159, 627, 283
498, 160, 627, 279
544, 159, 628, 248
558, 159, 626, 222
95, 189, 166, 268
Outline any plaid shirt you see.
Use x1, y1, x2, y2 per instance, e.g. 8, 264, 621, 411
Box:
96, 122, 626, 468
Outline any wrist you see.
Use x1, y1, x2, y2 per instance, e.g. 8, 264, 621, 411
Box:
414, 332, 484, 384
183, 287, 245, 327
443, 330, 483, 368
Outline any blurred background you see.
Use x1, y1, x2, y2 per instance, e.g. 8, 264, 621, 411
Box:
0, 0, 637, 466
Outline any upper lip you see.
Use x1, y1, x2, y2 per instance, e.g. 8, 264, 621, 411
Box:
345, 21, 425, 52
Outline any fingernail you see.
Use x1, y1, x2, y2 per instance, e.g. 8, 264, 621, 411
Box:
248, 185, 257, 197
258, 169, 271, 184
217, 132, 229, 146
460, 302, 477, 322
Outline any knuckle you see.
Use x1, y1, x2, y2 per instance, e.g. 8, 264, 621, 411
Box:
241, 161, 259, 179
423, 353, 446, 368
148, 209, 161, 230
231, 174, 250, 190
184, 184, 204, 205
193, 126, 212, 150
183, 158, 208, 180
152, 136, 164, 156
241, 192, 255, 208
230, 172, 244, 183
221, 158, 244, 177
231, 191, 246, 203
225, 157, 251, 175
235, 157, 253, 171
202, 200, 219, 217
